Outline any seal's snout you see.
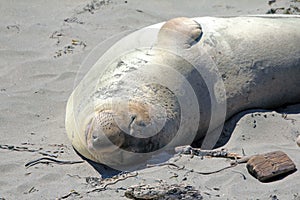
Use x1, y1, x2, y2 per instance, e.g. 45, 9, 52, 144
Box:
86, 109, 126, 153
85, 101, 157, 153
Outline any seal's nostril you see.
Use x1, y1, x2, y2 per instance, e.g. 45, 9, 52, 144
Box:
128, 114, 137, 128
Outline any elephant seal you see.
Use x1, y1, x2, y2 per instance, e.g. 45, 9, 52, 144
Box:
66, 15, 300, 170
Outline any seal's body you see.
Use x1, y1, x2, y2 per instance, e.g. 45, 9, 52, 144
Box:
66, 15, 300, 169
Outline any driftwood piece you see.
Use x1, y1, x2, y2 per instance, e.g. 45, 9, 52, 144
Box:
246, 151, 296, 182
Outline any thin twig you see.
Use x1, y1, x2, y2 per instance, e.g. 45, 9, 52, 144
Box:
25, 157, 84, 168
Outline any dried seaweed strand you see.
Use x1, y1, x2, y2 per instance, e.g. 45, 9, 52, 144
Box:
58, 190, 81, 200
0, 144, 58, 158
191, 165, 236, 175
87, 172, 138, 193
25, 157, 84, 168
147, 156, 253, 176
231, 170, 247, 180
147, 162, 185, 169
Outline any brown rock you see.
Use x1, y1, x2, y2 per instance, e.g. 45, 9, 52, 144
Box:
246, 151, 296, 182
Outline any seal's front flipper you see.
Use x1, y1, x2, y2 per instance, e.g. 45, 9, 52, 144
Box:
157, 17, 202, 49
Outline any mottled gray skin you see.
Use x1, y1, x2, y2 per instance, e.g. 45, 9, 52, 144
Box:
66, 15, 300, 167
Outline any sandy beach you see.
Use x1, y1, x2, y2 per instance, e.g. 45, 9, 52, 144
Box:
0, 0, 299, 199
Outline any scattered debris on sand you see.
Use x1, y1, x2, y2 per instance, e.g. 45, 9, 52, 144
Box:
6, 24, 20, 33
64, 17, 84, 24
78, 0, 112, 14
125, 183, 203, 200
53, 39, 87, 58
266, 0, 300, 14
0, 143, 65, 158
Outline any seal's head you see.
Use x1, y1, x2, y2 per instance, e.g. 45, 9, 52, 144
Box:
84, 83, 181, 166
